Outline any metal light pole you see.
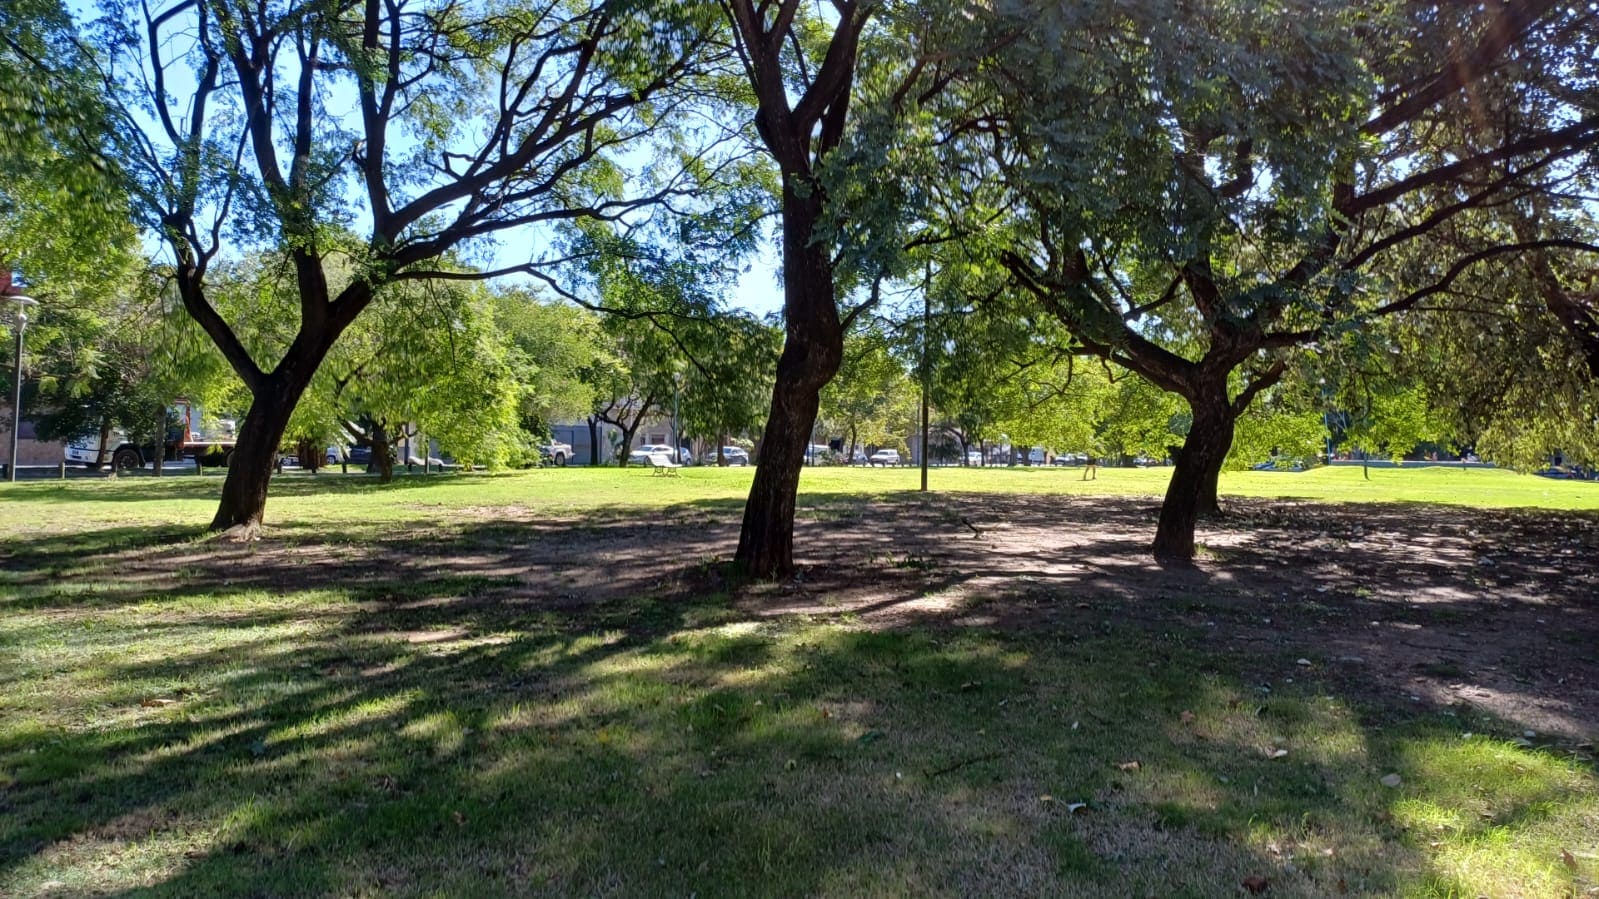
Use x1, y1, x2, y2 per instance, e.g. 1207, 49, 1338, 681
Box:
7, 294, 39, 483
919, 264, 931, 492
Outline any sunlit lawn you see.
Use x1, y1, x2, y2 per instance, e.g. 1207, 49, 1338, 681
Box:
4, 461, 1597, 532
0, 465, 1595, 896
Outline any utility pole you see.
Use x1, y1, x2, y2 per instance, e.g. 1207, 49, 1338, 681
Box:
6, 294, 39, 483
920, 265, 930, 493
672, 377, 680, 461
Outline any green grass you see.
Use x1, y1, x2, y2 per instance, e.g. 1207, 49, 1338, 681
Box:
1, 466, 1595, 897
3, 462, 1596, 534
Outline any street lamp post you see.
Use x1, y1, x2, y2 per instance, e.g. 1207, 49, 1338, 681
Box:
7, 294, 39, 483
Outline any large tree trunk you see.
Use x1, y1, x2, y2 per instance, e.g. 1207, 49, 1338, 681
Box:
372, 420, 394, 483
618, 422, 639, 467
209, 382, 305, 535
1198, 458, 1222, 517
1152, 390, 1236, 562
587, 417, 601, 466
295, 437, 321, 473
734, 189, 843, 577
737, 378, 820, 573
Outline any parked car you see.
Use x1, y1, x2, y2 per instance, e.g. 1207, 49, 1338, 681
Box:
868, 449, 901, 466
1026, 448, 1047, 465
965, 450, 984, 466
539, 441, 573, 466
804, 443, 833, 464
701, 446, 751, 466
638, 444, 692, 465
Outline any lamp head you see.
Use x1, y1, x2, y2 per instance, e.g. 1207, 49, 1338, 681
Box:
5, 294, 36, 329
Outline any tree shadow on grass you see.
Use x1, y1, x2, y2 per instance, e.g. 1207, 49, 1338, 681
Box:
1, 491, 1595, 896
0, 582, 1509, 895
5, 586, 1586, 897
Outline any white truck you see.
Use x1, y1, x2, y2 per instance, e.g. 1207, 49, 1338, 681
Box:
65, 399, 238, 471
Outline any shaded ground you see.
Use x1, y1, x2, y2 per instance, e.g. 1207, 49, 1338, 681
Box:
21, 492, 1592, 738
1, 487, 1596, 897
779, 494, 1599, 742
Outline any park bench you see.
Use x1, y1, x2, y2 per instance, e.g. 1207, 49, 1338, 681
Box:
647, 452, 681, 476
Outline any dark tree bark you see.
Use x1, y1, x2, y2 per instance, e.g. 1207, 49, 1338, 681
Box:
203, 270, 363, 534
736, 188, 844, 575
95, 421, 111, 468
616, 424, 638, 467
611, 395, 655, 468
210, 378, 313, 534
586, 416, 601, 466
1152, 389, 1236, 561
1513, 216, 1599, 381
723, 0, 871, 577
371, 420, 394, 483
296, 436, 321, 473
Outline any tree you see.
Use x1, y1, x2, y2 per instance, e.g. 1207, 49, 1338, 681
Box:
820, 327, 914, 462
2, 0, 157, 448
926, 0, 1599, 560
678, 311, 780, 463
1093, 374, 1186, 467
292, 276, 523, 481
1355, 234, 1599, 472
1225, 378, 1330, 471
180, 250, 525, 482
584, 315, 677, 468
491, 290, 606, 442
70, 0, 721, 534
2, 0, 125, 254
720, 0, 887, 574
28, 271, 240, 468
